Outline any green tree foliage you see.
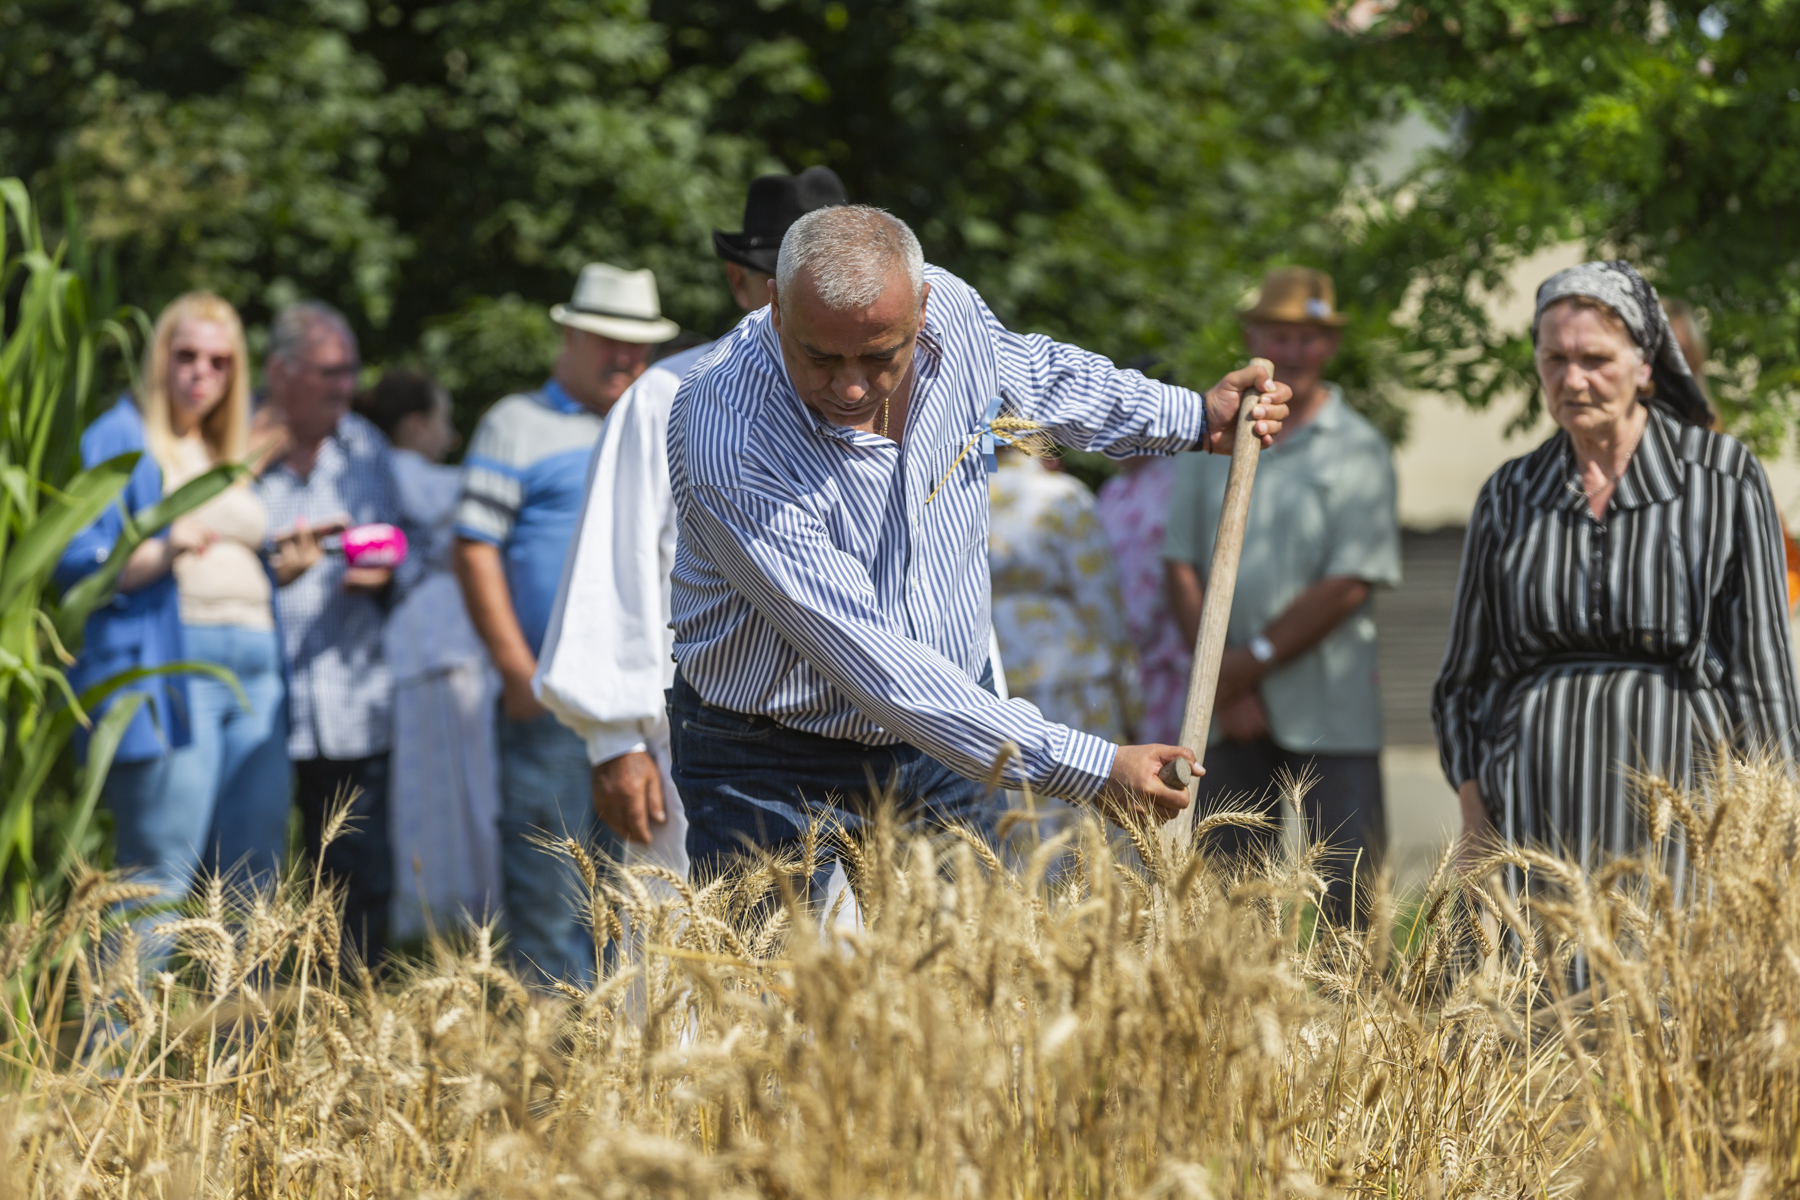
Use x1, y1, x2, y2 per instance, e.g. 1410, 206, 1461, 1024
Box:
1348, 0, 1800, 449
663, 1, 1375, 383
1, 0, 1381, 435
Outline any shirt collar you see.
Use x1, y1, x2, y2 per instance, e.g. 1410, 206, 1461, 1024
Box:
540, 379, 586, 415
1609, 403, 1683, 510
1523, 403, 1684, 513
266, 419, 347, 484
1268, 383, 1346, 453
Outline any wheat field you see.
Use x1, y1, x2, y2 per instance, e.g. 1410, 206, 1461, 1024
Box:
2, 762, 1797, 1199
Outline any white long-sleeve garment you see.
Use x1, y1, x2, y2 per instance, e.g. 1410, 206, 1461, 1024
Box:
535, 342, 715, 870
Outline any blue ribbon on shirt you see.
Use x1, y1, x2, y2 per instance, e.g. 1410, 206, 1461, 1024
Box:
978, 395, 1011, 473
927, 395, 1022, 504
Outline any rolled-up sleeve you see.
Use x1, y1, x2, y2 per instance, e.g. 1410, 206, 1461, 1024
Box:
1321, 436, 1402, 588
683, 480, 1118, 801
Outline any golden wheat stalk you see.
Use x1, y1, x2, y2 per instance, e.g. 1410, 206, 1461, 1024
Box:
3, 756, 1796, 1197
925, 414, 1055, 504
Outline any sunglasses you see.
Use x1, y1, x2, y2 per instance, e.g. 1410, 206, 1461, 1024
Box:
306, 362, 361, 382
174, 348, 234, 374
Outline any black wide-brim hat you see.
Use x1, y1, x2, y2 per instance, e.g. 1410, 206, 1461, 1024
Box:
713, 166, 847, 274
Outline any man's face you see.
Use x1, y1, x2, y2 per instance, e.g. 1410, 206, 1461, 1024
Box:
270, 327, 358, 445
724, 261, 775, 312
558, 328, 650, 414
1242, 321, 1341, 397
770, 267, 929, 429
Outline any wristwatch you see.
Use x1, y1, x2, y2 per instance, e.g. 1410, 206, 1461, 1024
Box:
1247, 634, 1277, 666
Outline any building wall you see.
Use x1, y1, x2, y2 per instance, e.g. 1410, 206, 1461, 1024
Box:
1391, 239, 1800, 530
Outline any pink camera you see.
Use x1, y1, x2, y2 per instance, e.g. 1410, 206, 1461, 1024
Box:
340, 523, 408, 569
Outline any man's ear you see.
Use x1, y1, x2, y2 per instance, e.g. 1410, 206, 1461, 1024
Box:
769, 286, 783, 333
918, 278, 931, 323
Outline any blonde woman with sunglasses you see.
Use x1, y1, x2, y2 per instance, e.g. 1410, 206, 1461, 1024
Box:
58, 293, 290, 935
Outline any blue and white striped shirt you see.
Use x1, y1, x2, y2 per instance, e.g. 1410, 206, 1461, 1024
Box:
668, 266, 1207, 801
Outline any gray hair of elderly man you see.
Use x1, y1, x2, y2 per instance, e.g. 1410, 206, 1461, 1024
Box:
268, 300, 358, 365
776, 205, 925, 311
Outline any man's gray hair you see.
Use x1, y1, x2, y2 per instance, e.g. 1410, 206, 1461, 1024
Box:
269, 300, 357, 365
777, 206, 924, 311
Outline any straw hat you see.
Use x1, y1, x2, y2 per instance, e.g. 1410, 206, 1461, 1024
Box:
550, 263, 680, 343
1239, 266, 1349, 327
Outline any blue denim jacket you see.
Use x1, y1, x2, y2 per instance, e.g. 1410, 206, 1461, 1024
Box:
53, 397, 191, 764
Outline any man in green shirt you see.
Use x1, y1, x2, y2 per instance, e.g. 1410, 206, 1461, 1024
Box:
1162, 268, 1401, 924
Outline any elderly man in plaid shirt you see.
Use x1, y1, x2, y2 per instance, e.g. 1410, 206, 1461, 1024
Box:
258, 301, 424, 968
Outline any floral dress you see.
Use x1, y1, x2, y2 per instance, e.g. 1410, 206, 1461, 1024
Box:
988, 453, 1141, 743
1097, 459, 1192, 746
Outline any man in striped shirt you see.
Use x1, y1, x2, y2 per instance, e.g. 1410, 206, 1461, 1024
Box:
668, 206, 1288, 878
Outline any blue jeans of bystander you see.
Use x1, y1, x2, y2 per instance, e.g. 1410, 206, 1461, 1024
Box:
103, 624, 290, 963
497, 709, 620, 986
104, 625, 290, 894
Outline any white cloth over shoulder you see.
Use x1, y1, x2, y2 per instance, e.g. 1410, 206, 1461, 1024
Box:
535, 342, 715, 874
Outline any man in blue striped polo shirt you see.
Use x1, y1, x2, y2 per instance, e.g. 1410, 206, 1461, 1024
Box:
454, 262, 677, 983
668, 206, 1289, 880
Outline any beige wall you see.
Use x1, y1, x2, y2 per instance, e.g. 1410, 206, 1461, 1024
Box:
1390, 242, 1800, 530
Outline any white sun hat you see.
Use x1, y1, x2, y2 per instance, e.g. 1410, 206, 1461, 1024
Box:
549, 263, 680, 343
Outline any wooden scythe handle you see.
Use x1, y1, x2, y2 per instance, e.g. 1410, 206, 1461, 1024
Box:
1158, 359, 1274, 850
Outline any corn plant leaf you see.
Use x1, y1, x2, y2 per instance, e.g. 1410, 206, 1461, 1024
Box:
0, 657, 243, 885
132, 462, 247, 541
42, 690, 145, 896
74, 659, 247, 718
0, 452, 135, 616
0, 466, 31, 524
0, 178, 31, 259
54, 461, 247, 638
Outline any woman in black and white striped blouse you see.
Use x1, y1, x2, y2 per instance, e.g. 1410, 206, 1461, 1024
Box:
1433, 261, 1800, 885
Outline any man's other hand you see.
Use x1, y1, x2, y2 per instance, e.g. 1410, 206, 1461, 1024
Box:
592, 751, 667, 845
1203, 361, 1291, 453
1100, 744, 1196, 824
1217, 692, 1269, 744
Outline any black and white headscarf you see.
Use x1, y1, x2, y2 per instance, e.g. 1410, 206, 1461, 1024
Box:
1530, 260, 1713, 427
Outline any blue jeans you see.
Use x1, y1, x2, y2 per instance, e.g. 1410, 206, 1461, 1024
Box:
497, 709, 620, 985
103, 624, 290, 958
670, 669, 1001, 888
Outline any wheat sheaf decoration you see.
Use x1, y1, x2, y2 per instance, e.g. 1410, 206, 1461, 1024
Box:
925, 394, 1054, 504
